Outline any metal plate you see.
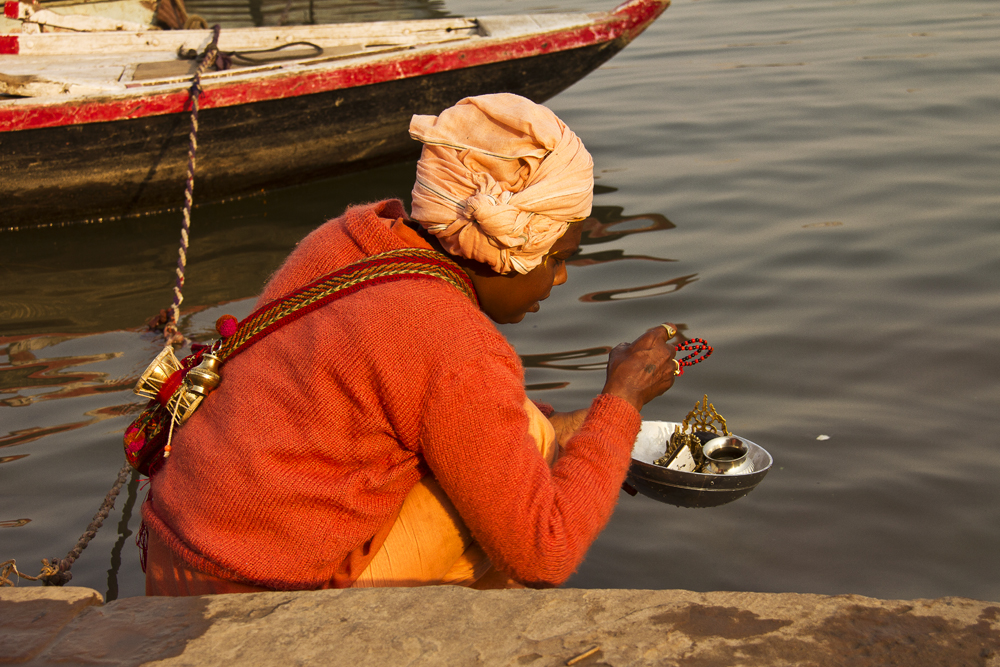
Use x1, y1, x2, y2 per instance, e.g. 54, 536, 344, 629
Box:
628, 421, 773, 508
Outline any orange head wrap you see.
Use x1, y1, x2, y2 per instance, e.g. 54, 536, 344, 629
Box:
409, 94, 594, 275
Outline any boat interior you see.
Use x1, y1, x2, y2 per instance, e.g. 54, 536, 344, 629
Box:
1, 0, 599, 98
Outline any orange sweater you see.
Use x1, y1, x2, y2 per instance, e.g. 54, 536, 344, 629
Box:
142, 200, 640, 590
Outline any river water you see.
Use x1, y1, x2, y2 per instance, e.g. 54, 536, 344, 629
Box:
2, 0, 998, 602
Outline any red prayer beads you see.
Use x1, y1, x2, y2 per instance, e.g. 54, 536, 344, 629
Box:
675, 338, 713, 367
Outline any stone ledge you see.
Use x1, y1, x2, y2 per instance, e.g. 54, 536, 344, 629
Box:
2, 586, 998, 666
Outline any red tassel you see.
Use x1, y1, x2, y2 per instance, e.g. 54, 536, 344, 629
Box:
155, 368, 186, 407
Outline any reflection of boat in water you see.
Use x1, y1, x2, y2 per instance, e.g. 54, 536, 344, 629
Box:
0, 0, 670, 229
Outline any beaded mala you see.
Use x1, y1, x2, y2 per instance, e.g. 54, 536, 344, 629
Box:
672, 338, 713, 377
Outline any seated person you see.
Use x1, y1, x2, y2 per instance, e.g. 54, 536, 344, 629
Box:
142, 93, 681, 595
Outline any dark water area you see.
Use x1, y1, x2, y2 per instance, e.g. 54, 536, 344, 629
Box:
2, 0, 999, 602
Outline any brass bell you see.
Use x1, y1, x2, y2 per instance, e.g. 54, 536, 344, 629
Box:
165, 353, 222, 426
184, 353, 222, 397
134, 345, 183, 401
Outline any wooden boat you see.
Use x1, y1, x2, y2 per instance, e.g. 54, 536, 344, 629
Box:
0, 0, 669, 229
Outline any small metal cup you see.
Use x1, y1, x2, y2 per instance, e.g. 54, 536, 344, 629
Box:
702, 436, 750, 475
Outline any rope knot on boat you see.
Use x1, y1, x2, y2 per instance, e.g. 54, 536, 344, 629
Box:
177, 24, 231, 72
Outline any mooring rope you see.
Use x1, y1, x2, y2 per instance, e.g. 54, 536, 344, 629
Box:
158, 24, 225, 346
279, 0, 292, 26
0, 31, 231, 589
0, 461, 133, 587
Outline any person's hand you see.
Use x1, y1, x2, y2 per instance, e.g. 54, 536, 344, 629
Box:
601, 324, 680, 412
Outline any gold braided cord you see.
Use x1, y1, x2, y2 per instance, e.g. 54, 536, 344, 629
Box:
218, 249, 474, 361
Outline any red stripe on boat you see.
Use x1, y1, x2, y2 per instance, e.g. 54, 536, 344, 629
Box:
0, 35, 17, 55
3, 2, 18, 19
0, 0, 666, 132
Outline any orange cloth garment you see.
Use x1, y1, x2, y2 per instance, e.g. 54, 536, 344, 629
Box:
352, 398, 557, 588
146, 528, 270, 595
145, 398, 555, 595
409, 93, 594, 275
146, 218, 558, 596
142, 200, 641, 592
348, 219, 550, 589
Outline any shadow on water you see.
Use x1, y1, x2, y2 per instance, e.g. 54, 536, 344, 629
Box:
106, 471, 140, 602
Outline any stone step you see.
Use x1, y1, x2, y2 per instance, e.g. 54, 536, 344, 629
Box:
2, 586, 998, 665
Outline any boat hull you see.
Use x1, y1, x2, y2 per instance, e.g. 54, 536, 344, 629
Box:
0, 0, 668, 228
3, 40, 621, 227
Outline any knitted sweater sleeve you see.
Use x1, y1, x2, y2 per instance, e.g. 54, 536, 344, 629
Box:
418, 346, 641, 588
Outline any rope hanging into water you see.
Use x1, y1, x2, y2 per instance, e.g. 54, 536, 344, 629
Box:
0, 462, 133, 587
0, 30, 232, 589
279, 0, 293, 26
151, 24, 226, 346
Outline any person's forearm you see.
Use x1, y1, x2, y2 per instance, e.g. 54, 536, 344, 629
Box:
547, 408, 589, 449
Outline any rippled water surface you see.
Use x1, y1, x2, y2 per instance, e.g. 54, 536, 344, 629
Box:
2, 0, 998, 601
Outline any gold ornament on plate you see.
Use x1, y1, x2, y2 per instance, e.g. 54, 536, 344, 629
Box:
654, 395, 731, 469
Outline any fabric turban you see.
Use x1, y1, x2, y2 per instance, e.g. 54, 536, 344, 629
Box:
409, 93, 594, 275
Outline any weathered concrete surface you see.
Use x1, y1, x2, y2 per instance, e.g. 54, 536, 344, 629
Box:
0, 587, 103, 664
2, 586, 999, 666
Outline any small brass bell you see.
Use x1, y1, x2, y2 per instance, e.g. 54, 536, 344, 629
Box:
166, 353, 222, 426
184, 353, 222, 397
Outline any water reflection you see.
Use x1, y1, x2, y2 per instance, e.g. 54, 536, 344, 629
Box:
1, 422, 94, 450
579, 208, 675, 245
569, 208, 698, 303
1, 336, 128, 405
520, 323, 700, 393
524, 382, 569, 391
569, 248, 674, 267
522, 346, 612, 372
0, 335, 139, 452
580, 273, 699, 303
